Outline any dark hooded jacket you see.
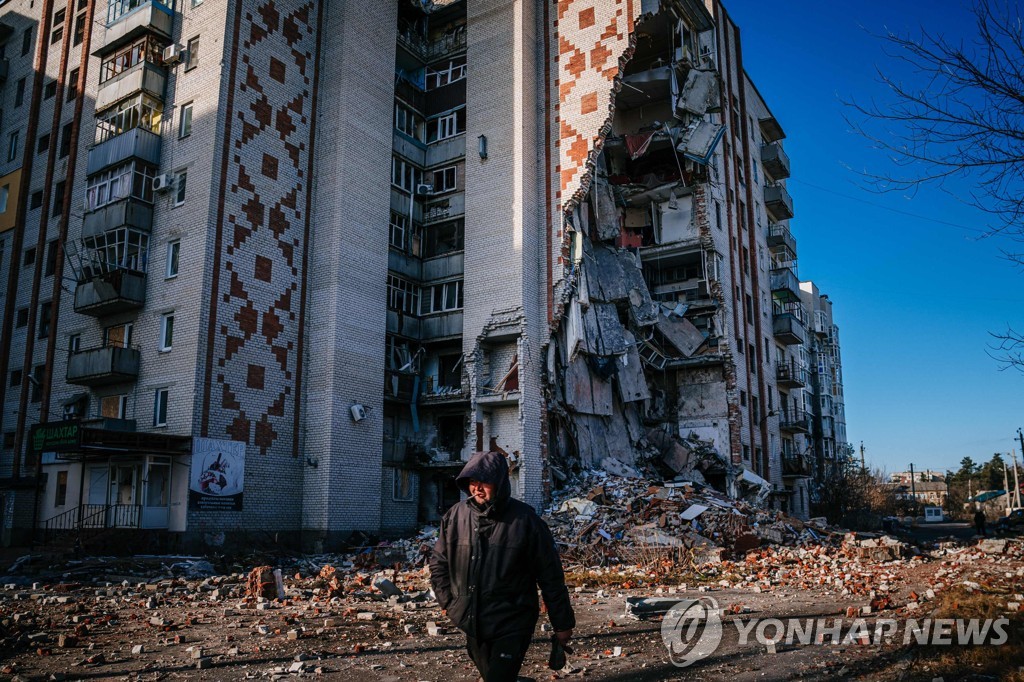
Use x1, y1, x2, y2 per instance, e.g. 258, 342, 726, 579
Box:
429, 451, 575, 640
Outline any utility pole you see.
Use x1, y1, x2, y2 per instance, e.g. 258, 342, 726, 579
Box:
1012, 445, 1022, 509
1004, 459, 1012, 515
860, 441, 866, 471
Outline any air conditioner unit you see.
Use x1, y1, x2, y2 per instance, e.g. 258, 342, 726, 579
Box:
162, 44, 183, 65
153, 174, 175, 193
415, 183, 434, 195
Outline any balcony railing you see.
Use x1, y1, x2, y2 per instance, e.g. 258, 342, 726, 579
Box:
67, 345, 140, 386
74, 270, 147, 317
763, 183, 794, 221
397, 26, 467, 62
770, 265, 801, 302
96, 61, 166, 112
87, 127, 161, 176
98, 1, 172, 57
772, 313, 805, 345
43, 503, 142, 544
781, 455, 811, 477
767, 224, 797, 257
776, 360, 807, 388
761, 141, 791, 180
779, 408, 811, 434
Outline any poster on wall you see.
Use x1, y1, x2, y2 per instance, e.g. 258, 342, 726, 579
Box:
189, 438, 246, 511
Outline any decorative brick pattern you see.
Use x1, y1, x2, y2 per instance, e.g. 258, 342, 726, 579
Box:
555, 0, 640, 207
205, 1, 318, 457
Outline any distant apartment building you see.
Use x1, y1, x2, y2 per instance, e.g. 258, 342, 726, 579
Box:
0, 0, 849, 548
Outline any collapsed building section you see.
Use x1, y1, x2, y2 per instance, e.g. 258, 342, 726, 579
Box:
547, 0, 774, 505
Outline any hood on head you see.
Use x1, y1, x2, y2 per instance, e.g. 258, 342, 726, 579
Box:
456, 451, 512, 506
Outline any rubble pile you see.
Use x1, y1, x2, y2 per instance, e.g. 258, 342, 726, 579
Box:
544, 471, 841, 571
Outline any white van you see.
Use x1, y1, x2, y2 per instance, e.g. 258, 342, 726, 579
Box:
923, 506, 944, 523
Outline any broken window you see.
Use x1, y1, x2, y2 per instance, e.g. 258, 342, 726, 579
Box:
389, 211, 411, 251
420, 280, 463, 315
387, 274, 420, 314
431, 165, 457, 193
391, 156, 420, 192
393, 469, 414, 501
99, 35, 162, 84
426, 109, 465, 143
437, 354, 462, 389
422, 219, 464, 257
101, 394, 128, 419
85, 162, 156, 211
425, 58, 466, 89
394, 102, 423, 141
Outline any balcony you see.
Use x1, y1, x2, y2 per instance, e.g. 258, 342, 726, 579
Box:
770, 265, 801, 302
781, 455, 811, 478
74, 270, 147, 317
397, 27, 467, 63
759, 115, 785, 144
779, 408, 811, 434
67, 346, 140, 387
763, 184, 794, 222
86, 127, 161, 176
96, 61, 166, 112
767, 224, 797, 258
776, 360, 807, 388
761, 141, 790, 180
82, 198, 153, 239
772, 313, 805, 346
421, 310, 463, 340
96, 1, 173, 56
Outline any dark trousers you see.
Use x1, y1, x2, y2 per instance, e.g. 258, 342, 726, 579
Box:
466, 631, 534, 682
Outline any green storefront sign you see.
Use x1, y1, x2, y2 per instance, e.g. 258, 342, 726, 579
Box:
29, 421, 81, 454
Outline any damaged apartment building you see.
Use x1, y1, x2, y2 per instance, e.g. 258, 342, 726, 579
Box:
0, 0, 849, 549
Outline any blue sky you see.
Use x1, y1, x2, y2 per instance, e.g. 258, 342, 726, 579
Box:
724, 0, 1024, 473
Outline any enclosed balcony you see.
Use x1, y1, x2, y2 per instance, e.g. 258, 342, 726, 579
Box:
761, 141, 790, 180
772, 313, 805, 346
74, 270, 146, 317
770, 265, 801, 302
763, 184, 794, 222
767, 223, 797, 258
67, 346, 140, 387
776, 360, 807, 388
96, 1, 173, 56
96, 61, 166, 112
781, 454, 811, 478
779, 408, 811, 434
87, 127, 161, 176
83, 198, 153, 239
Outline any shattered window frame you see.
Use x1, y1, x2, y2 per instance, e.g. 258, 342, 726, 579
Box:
420, 279, 463, 315
387, 274, 420, 315
431, 165, 457, 194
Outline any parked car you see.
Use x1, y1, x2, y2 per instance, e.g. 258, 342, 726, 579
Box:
994, 508, 1024, 533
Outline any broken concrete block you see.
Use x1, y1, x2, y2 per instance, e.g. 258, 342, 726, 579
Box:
426, 621, 441, 636
356, 612, 374, 621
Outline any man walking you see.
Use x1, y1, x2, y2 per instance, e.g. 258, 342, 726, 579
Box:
429, 451, 575, 681
974, 507, 987, 537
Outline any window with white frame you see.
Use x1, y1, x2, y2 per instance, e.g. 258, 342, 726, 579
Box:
159, 313, 174, 351
153, 388, 169, 427
426, 109, 465, 143
389, 212, 409, 250
100, 393, 128, 419
165, 240, 179, 278
431, 165, 457, 194
174, 170, 187, 206
82, 227, 149, 275
178, 102, 193, 138
85, 162, 156, 211
425, 58, 466, 89
394, 102, 423, 141
7, 130, 19, 162
95, 94, 163, 145
420, 279, 463, 315
391, 156, 420, 193
387, 274, 420, 314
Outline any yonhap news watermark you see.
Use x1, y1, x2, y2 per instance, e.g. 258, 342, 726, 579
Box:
661, 598, 1012, 668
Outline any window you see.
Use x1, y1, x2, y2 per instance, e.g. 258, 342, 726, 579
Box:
30, 191, 43, 210
44, 80, 57, 100
53, 181, 66, 213
9, 369, 22, 388
160, 313, 174, 351
74, 13, 86, 46
15, 307, 28, 327
99, 36, 162, 84
393, 469, 414, 502
8, 131, 20, 162
37, 133, 50, 154
389, 212, 409, 250
55, 471, 68, 507
45, 240, 59, 277
53, 9, 66, 27
192, 0, 204, 6
742, 444, 750, 461
23, 247, 36, 266
394, 102, 422, 140
740, 390, 747, 406
431, 165, 457, 194
174, 170, 187, 205
30, 365, 44, 403
22, 27, 32, 56
3, 432, 14, 450
386, 274, 419, 314
67, 68, 79, 100
82, 227, 149, 274
391, 156, 420, 193
85, 162, 156, 211
426, 109, 465, 142
38, 302, 52, 339
166, 240, 180, 278
14, 78, 25, 107
104, 322, 133, 348
69, 334, 81, 353
95, 94, 163, 144
422, 219, 464, 257
100, 394, 128, 419
59, 122, 73, 159
185, 36, 199, 70
51, 26, 63, 45
420, 280, 463, 314
0, 185, 7, 213
745, 294, 753, 321
425, 58, 466, 89
752, 397, 760, 424
153, 388, 169, 427
178, 102, 193, 138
